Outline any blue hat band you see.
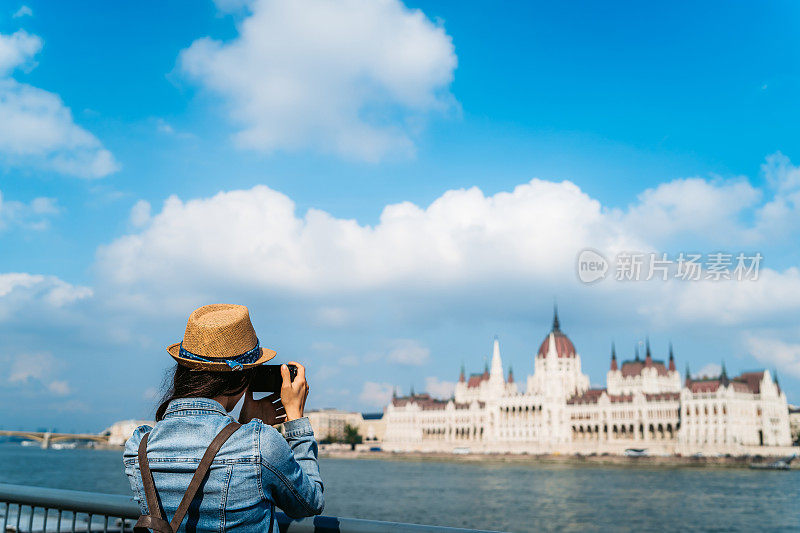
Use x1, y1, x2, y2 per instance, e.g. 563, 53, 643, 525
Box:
178, 339, 261, 370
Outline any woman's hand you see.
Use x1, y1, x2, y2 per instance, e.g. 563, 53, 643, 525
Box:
280, 361, 308, 422
239, 389, 286, 426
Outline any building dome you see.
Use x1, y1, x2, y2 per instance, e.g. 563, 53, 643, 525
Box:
537, 307, 576, 358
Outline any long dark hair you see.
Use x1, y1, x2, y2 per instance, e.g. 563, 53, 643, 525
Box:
156, 364, 255, 421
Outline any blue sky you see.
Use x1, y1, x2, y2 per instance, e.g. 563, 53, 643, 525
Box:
1, 0, 799, 431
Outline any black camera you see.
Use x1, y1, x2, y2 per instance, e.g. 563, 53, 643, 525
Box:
250, 364, 298, 393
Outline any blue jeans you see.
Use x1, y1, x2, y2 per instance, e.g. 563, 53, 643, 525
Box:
123, 398, 324, 532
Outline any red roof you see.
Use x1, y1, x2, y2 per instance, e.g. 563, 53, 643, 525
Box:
644, 392, 680, 401
609, 394, 634, 403
537, 331, 576, 358
735, 371, 764, 394
466, 372, 489, 388
690, 380, 720, 393
567, 388, 606, 405
391, 394, 448, 410
687, 371, 766, 395
620, 359, 669, 377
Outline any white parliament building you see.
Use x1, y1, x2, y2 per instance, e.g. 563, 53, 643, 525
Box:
383, 310, 794, 456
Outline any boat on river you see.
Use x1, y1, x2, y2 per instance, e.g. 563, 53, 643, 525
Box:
749, 454, 796, 470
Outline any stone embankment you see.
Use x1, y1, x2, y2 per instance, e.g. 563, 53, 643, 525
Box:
320, 449, 798, 469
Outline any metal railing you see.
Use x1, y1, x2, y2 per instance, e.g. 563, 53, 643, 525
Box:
0, 483, 500, 532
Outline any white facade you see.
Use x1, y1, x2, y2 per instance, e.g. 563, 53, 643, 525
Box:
306, 408, 386, 443
306, 409, 364, 442
384, 311, 795, 456
103, 419, 154, 446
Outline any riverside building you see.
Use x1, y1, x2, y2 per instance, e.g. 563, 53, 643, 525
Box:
383, 310, 794, 456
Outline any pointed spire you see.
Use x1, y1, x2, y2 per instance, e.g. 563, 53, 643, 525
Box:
410, 384, 415, 397
685, 363, 691, 386
459, 362, 465, 383
635, 344, 640, 361
720, 362, 729, 386
490, 336, 503, 380
392, 386, 397, 399
668, 342, 676, 371
645, 337, 652, 364
507, 365, 514, 383
610, 342, 618, 371
552, 304, 561, 332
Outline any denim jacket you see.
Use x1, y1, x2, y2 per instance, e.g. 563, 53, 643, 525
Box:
123, 398, 324, 532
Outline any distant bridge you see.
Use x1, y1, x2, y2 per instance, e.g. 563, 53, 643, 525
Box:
0, 430, 109, 449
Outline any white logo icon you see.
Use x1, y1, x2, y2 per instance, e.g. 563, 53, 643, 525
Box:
577, 249, 608, 284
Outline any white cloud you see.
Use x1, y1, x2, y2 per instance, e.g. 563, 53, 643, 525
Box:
30, 197, 59, 214
692, 363, 721, 380
745, 336, 800, 379
97, 179, 633, 292
129, 200, 151, 228
43, 278, 93, 307
7, 352, 71, 396
0, 191, 59, 231
180, 0, 457, 161
0, 30, 40, 74
8, 352, 52, 383
12, 5, 33, 18
48, 380, 70, 396
0, 29, 119, 178
643, 267, 800, 327
425, 376, 455, 399
762, 151, 800, 193
0, 273, 92, 320
387, 339, 430, 366
621, 178, 760, 244
359, 381, 393, 407
753, 152, 800, 240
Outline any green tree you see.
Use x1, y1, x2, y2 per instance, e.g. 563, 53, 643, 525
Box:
343, 424, 363, 451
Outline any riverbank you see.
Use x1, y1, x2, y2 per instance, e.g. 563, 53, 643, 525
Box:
320, 448, 798, 469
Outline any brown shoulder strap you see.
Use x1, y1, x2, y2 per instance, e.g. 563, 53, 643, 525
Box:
170, 422, 241, 532
136, 422, 241, 533
137, 432, 166, 523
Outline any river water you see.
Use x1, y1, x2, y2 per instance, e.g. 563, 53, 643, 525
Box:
0, 444, 797, 532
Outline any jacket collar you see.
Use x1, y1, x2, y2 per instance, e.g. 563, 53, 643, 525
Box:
163, 397, 229, 418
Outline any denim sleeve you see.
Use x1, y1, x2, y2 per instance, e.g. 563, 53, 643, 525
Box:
258, 417, 324, 518
122, 425, 152, 514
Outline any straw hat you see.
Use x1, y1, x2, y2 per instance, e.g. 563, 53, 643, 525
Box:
167, 304, 276, 371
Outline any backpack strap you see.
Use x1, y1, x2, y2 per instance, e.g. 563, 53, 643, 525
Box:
135, 432, 170, 532
135, 421, 242, 533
